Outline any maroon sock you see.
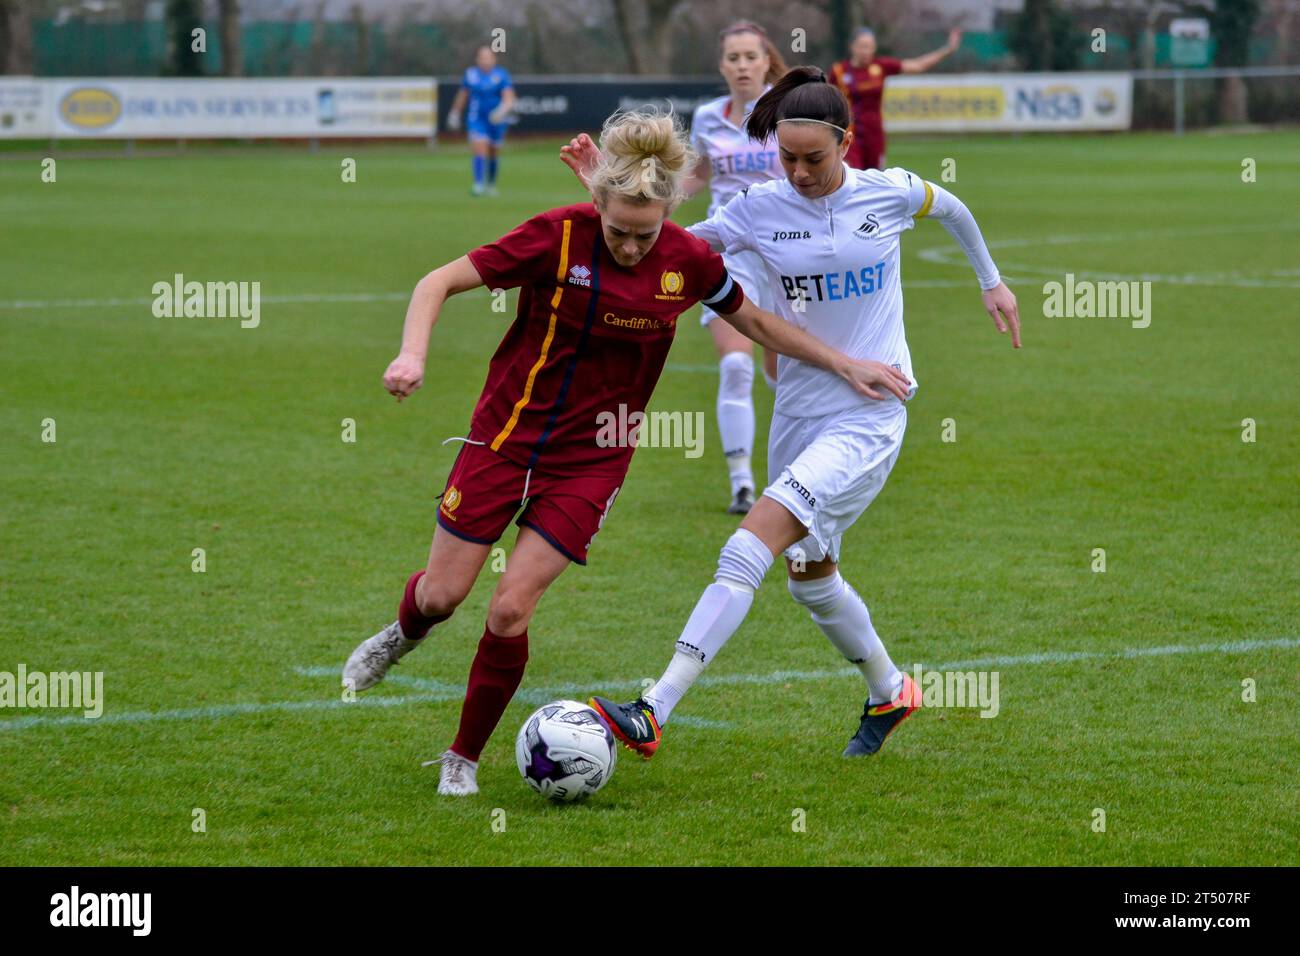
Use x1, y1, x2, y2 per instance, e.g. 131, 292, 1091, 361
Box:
451, 626, 529, 761
398, 570, 450, 641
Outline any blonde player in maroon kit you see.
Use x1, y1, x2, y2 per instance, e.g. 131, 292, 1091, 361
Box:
341, 108, 913, 796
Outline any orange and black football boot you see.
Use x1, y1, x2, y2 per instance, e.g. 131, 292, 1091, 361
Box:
589, 696, 662, 759
843, 672, 922, 756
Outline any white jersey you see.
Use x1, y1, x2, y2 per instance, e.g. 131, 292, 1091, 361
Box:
689, 92, 781, 218
690, 165, 935, 419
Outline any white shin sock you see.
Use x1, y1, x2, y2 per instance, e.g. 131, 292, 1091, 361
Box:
717, 352, 755, 493
788, 573, 902, 705
644, 529, 773, 724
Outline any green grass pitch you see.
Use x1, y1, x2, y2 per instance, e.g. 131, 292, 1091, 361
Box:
1, 131, 1296, 866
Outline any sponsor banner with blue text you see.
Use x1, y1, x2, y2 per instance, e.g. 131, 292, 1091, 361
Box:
0, 78, 435, 138
883, 72, 1132, 131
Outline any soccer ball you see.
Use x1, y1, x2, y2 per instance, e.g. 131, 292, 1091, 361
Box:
515, 700, 617, 801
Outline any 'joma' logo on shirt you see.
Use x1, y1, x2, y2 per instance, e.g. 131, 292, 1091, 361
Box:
772, 230, 812, 241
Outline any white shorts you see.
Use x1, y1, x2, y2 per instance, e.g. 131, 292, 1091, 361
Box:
701, 248, 771, 326
764, 400, 907, 564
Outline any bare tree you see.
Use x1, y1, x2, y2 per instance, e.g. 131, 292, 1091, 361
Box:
219, 0, 243, 76
351, 3, 369, 75
165, 0, 204, 76
1270, 0, 1295, 64
0, 0, 34, 75
1190, 0, 1262, 123
525, 1, 549, 73
307, 0, 328, 75
854, 0, 912, 55
611, 0, 689, 73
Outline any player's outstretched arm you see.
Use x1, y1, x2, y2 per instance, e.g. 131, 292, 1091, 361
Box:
920, 180, 1021, 348
901, 29, 962, 74
721, 298, 912, 402
384, 256, 484, 402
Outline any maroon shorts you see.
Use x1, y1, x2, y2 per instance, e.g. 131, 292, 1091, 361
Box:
846, 128, 886, 170
436, 442, 623, 565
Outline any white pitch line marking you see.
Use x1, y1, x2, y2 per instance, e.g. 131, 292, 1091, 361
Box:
291, 667, 731, 728
0, 637, 1294, 733
0, 291, 412, 311
916, 222, 1300, 288
0, 278, 980, 314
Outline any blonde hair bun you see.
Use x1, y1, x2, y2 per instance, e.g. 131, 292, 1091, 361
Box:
589, 106, 694, 208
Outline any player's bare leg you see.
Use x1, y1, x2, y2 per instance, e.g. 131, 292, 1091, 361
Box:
437, 526, 571, 795
710, 317, 756, 514
342, 526, 490, 693
787, 555, 917, 756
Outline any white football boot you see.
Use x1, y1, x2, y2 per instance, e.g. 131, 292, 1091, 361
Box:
342, 621, 420, 692
423, 750, 479, 796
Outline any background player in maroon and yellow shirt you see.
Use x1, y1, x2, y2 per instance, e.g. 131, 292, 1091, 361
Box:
830, 26, 962, 170
341, 108, 909, 796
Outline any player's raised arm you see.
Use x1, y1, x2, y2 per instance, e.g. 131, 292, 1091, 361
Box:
912, 177, 1021, 348
385, 256, 484, 401
720, 297, 912, 402
901, 29, 962, 74
559, 132, 601, 194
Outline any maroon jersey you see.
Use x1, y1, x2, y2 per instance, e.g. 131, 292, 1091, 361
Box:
465, 202, 743, 476
830, 56, 903, 134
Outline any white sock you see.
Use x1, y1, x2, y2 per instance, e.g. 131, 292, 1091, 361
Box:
644, 529, 773, 724
643, 647, 705, 726
788, 574, 902, 705
717, 352, 754, 493
645, 580, 752, 724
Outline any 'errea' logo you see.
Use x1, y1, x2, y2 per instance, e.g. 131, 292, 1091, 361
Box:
50, 886, 151, 936
567, 264, 592, 287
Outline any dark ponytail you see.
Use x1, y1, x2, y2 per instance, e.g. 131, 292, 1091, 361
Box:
746, 66, 850, 143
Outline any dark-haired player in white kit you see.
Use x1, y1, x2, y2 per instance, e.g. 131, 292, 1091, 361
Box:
565, 67, 1020, 760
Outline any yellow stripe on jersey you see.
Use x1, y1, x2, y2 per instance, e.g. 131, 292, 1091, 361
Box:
491, 218, 572, 452
914, 180, 935, 220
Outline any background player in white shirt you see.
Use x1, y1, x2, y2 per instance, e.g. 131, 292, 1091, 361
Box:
572, 67, 1021, 761
685, 21, 788, 514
